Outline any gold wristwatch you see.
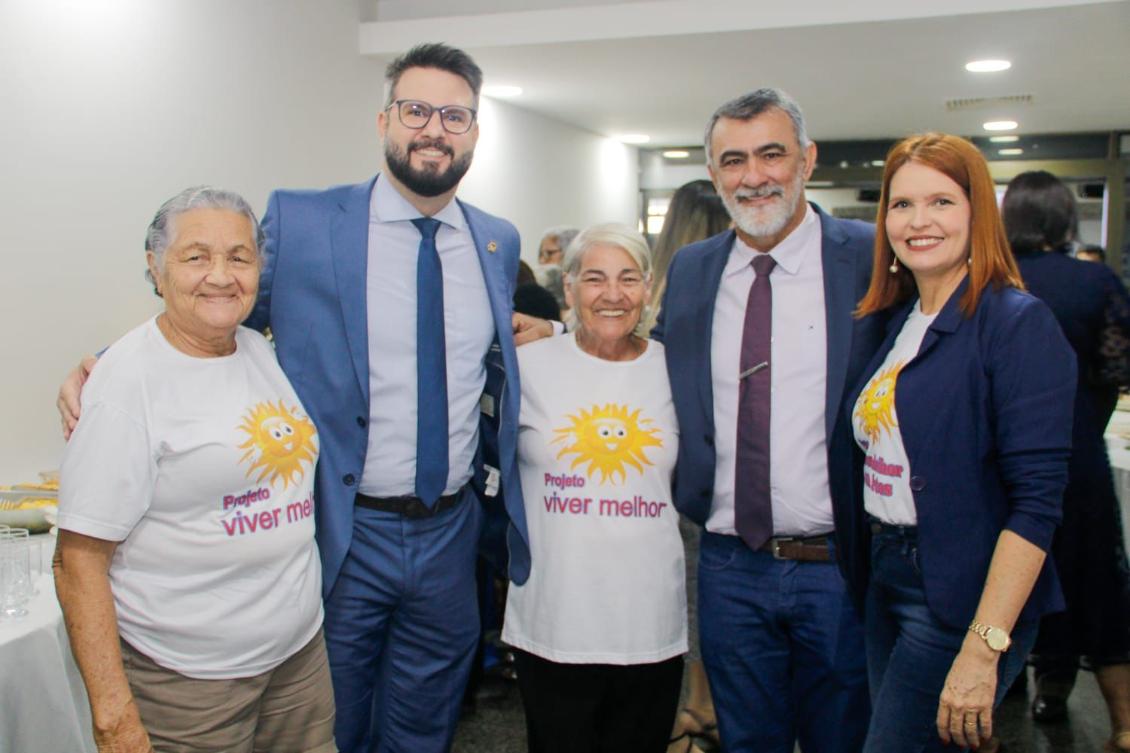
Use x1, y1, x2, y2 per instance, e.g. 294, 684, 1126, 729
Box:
968, 621, 1012, 652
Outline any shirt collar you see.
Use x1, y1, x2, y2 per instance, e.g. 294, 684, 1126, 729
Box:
723, 203, 818, 278
370, 173, 466, 230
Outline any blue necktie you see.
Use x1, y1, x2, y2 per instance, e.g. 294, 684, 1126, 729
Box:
412, 217, 448, 506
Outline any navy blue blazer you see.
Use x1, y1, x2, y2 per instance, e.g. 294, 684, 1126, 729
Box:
652, 205, 886, 603
246, 176, 531, 595
846, 279, 1076, 628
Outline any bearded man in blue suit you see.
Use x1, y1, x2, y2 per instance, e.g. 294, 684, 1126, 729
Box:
652, 89, 886, 753
245, 44, 536, 753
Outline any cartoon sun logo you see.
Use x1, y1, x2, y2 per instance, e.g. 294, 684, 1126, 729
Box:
237, 400, 318, 489
854, 362, 902, 443
552, 403, 662, 484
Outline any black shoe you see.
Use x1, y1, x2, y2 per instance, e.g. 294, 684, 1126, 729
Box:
1031, 693, 1068, 723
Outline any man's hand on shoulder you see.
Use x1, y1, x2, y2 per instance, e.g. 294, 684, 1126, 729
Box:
512, 313, 556, 346
58, 355, 98, 439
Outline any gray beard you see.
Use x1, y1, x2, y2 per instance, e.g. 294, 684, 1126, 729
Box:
721, 172, 806, 243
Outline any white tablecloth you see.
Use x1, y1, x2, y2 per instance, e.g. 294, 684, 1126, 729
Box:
1105, 409, 1130, 535
0, 556, 96, 753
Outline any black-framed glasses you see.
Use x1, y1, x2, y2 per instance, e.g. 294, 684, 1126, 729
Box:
387, 99, 477, 134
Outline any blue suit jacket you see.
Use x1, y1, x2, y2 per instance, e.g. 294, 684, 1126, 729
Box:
652, 205, 886, 603
846, 280, 1075, 628
246, 176, 531, 596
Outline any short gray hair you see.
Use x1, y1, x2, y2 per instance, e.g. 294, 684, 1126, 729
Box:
562, 223, 653, 337
541, 225, 580, 250
704, 88, 810, 163
144, 186, 263, 291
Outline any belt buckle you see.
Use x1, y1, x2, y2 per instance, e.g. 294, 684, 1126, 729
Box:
771, 537, 795, 560
404, 498, 430, 519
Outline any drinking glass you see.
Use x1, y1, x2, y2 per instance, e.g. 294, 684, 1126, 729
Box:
0, 528, 32, 619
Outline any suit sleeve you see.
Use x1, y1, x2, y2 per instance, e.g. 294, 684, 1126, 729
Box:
989, 298, 1076, 551
245, 191, 281, 333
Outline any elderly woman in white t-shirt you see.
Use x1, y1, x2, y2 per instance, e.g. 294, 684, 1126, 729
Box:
54, 187, 333, 753
503, 224, 686, 753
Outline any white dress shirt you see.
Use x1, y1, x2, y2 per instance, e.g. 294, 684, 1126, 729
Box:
707, 205, 833, 537
359, 175, 495, 497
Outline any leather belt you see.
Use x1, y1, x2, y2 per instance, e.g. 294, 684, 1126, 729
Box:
758, 535, 832, 562
355, 489, 463, 519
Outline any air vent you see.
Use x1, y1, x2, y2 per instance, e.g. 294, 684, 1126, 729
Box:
944, 94, 1033, 111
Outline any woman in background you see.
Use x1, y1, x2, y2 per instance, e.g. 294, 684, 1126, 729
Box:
1002, 170, 1130, 752
849, 134, 1075, 752
649, 179, 731, 326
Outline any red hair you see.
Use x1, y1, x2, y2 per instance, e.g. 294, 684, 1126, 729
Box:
855, 133, 1022, 318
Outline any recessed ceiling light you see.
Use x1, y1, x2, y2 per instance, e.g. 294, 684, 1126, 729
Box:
983, 120, 1018, 132
966, 59, 1012, 73
617, 134, 650, 145
989, 135, 1020, 143
482, 84, 522, 98
998, 148, 1024, 156
663, 150, 690, 159
870, 160, 885, 167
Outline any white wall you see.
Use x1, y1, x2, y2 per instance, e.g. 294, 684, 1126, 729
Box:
464, 97, 639, 260
0, 0, 638, 481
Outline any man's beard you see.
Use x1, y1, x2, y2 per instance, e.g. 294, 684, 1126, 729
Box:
385, 137, 473, 198
721, 168, 806, 242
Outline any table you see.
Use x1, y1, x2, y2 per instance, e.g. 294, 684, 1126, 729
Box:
1105, 410, 1130, 535
0, 542, 96, 753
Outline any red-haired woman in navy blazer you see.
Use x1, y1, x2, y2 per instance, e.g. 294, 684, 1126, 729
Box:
847, 133, 1076, 752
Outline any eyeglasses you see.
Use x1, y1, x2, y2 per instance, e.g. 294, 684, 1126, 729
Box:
386, 99, 477, 135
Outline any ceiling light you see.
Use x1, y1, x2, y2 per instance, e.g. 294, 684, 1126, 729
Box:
806, 181, 835, 188
617, 134, 650, 145
663, 150, 690, 159
998, 148, 1024, 156
482, 84, 522, 98
983, 120, 1018, 132
989, 135, 1020, 143
965, 59, 1012, 73
870, 160, 885, 167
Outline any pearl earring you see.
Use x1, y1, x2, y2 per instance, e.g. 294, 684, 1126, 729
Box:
889, 257, 899, 274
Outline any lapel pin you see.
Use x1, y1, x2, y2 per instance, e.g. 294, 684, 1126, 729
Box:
487, 240, 498, 253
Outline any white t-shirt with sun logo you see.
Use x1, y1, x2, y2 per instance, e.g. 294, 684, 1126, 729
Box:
502, 332, 686, 664
851, 302, 937, 526
59, 317, 322, 679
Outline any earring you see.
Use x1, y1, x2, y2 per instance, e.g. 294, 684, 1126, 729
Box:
889, 257, 899, 274
967, 256, 972, 265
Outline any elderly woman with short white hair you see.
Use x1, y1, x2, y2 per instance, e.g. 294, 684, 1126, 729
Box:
54, 187, 333, 753
503, 223, 686, 753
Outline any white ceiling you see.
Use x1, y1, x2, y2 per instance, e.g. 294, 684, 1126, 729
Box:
360, 0, 1130, 147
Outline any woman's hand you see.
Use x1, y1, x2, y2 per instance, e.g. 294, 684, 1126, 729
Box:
936, 634, 1000, 750
93, 700, 153, 753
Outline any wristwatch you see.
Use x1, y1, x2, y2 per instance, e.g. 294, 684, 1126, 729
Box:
968, 621, 1012, 652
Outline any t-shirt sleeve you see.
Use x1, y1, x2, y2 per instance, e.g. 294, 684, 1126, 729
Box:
57, 399, 157, 541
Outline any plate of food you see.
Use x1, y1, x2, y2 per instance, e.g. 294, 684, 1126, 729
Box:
1, 475, 59, 534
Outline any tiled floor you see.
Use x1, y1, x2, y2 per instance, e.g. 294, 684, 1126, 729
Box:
452, 667, 1116, 752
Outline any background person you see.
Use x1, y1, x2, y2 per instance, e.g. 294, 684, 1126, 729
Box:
1002, 170, 1130, 752
54, 187, 333, 753
850, 134, 1075, 752
537, 225, 579, 267
648, 179, 731, 330
503, 224, 686, 753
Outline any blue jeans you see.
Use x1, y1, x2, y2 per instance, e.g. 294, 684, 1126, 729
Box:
863, 524, 1037, 752
698, 532, 869, 753
323, 491, 482, 753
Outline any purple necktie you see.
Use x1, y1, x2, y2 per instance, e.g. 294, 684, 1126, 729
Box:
735, 253, 776, 551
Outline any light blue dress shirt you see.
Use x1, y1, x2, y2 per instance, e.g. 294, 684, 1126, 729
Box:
359, 175, 494, 497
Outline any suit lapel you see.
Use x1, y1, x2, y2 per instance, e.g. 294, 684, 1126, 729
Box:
331, 178, 377, 403
459, 201, 511, 344
819, 209, 860, 439
697, 232, 733, 422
